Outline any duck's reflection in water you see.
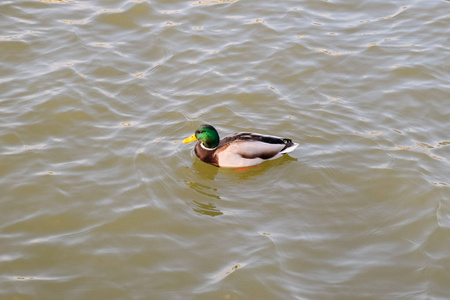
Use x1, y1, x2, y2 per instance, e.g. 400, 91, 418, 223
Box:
184, 155, 298, 217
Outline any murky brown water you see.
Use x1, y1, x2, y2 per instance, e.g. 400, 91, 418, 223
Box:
1, 0, 449, 299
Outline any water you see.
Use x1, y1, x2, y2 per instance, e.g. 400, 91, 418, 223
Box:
1, 0, 449, 299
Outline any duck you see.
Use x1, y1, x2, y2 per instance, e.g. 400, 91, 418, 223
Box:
183, 124, 298, 168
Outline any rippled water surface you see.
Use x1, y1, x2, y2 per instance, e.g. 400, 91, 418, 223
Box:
1, 0, 450, 299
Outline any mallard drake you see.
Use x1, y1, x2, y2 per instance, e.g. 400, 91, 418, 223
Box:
183, 124, 298, 168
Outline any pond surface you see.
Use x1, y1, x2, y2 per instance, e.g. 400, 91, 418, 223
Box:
1, 0, 449, 299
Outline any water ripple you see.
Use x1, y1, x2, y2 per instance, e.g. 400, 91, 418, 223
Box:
1, 0, 450, 298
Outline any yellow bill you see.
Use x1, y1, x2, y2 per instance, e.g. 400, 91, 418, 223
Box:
183, 134, 198, 143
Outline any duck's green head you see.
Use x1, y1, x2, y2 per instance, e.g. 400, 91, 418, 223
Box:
183, 124, 220, 149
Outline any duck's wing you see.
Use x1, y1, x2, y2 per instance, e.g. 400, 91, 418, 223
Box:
215, 133, 298, 167
221, 132, 296, 153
